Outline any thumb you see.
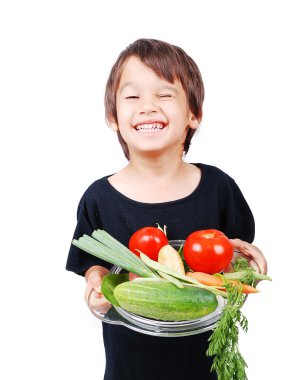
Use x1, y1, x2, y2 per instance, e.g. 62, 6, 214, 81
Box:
94, 284, 102, 293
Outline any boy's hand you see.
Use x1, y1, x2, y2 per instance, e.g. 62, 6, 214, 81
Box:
84, 265, 111, 314
230, 239, 268, 275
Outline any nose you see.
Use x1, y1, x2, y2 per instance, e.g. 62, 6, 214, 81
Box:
139, 97, 158, 115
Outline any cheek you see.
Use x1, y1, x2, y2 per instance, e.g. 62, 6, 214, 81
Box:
168, 106, 191, 129
116, 103, 133, 124
115, 112, 127, 130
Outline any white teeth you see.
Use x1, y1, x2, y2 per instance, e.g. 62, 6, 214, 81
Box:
135, 123, 164, 132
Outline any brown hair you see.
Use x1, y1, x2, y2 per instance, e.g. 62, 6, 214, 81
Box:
105, 38, 204, 160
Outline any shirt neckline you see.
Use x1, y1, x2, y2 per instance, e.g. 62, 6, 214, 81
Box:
102, 163, 206, 208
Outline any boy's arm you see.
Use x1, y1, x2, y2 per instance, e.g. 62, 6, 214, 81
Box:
85, 265, 111, 313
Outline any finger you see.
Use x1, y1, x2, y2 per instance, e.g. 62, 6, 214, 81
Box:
249, 259, 260, 273
98, 303, 112, 314
89, 294, 111, 313
85, 284, 102, 303
254, 257, 268, 275
85, 287, 96, 304
245, 248, 268, 275
94, 284, 102, 293
230, 239, 268, 275
88, 289, 108, 304
230, 239, 253, 258
84, 287, 91, 303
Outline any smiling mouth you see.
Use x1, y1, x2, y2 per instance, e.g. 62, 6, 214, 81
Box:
134, 123, 166, 133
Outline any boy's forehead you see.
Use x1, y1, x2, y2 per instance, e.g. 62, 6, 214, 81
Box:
118, 56, 179, 91
120, 56, 157, 80
122, 55, 148, 70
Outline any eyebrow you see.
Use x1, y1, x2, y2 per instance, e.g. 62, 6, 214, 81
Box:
158, 85, 179, 94
119, 82, 136, 93
119, 82, 179, 94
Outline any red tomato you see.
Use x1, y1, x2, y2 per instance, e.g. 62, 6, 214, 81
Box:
183, 229, 233, 274
129, 226, 168, 261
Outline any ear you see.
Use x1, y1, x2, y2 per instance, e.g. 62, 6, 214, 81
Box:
188, 113, 200, 130
109, 121, 119, 132
107, 114, 119, 132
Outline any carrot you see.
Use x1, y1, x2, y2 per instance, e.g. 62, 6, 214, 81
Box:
186, 271, 259, 294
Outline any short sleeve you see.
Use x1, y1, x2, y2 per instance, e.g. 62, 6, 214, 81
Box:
65, 190, 112, 276
221, 176, 255, 243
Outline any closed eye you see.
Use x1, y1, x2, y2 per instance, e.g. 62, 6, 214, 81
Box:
159, 94, 172, 98
125, 96, 139, 99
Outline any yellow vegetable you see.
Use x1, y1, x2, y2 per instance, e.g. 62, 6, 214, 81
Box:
158, 245, 185, 275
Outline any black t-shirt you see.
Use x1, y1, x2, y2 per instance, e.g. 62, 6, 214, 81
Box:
66, 163, 255, 380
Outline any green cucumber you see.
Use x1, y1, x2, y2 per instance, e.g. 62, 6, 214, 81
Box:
114, 279, 218, 321
101, 273, 129, 306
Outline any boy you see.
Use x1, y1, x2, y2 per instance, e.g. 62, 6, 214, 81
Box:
66, 38, 267, 380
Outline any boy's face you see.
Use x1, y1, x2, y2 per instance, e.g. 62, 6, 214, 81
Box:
110, 56, 198, 158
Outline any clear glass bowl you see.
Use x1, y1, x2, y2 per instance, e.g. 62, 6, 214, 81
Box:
88, 240, 227, 337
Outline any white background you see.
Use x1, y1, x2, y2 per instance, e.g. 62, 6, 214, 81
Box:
1, 1, 291, 379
